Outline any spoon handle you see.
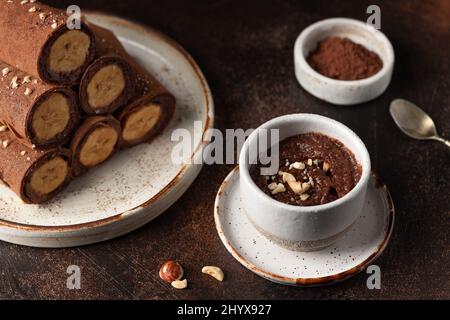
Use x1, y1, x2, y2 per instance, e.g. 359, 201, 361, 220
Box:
434, 137, 450, 149
443, 139, 450, 149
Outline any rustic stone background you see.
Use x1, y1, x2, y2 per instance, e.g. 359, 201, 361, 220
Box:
0, 0, 448, 299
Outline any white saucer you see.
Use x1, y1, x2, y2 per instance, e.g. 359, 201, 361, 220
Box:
214, 166, 394, 286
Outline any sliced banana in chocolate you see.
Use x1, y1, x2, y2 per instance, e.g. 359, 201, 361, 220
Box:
79, 56, 135, 115
25, 156, 70, 203
0, 1, 96, 85
70, 116, 121, 177
121, 103, 162, 142
0, 130, 71, 204
0, 61, 80, 149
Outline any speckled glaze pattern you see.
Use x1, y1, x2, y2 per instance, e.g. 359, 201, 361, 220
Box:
0, 13, 214, 248
215, 167, 394, 286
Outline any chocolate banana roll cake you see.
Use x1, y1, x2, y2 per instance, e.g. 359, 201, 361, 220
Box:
0, 1, 96, 85
70, 116, 121, 177
79, 30, 136, 115
0, 130, 72, 204
90, 24, 176, 148
0, 61, 80, 149
79, 56, 135, 115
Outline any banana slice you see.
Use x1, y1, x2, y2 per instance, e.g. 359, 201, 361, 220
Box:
48, 30, 91, 73
79, 126, 119, 167
32, 93, 71, 142
122, 104, 162, 142
28, 156, 69, 196
87, 64, 126, 110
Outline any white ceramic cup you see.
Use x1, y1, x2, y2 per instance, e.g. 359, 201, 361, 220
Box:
294, 18, 395, 105
239, 114, 371, 251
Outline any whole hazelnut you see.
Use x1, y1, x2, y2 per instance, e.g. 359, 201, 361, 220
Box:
159, 260, 184, 283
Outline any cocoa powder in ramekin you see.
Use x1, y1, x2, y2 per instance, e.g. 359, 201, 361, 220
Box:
307, 37, 383, 81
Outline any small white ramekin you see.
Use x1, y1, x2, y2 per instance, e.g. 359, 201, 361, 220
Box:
294, 18, 395, 105
239, 114, 371, 251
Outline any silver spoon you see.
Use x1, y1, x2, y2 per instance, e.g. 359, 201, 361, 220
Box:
390, 99, 450, 148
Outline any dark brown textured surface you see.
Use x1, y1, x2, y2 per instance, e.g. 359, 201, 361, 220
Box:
0, 1, 96, 85
0, 61, 79, 149
0, 0, 449, 299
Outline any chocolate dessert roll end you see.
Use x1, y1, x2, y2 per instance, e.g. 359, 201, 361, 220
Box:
118, 92, 175, 148
27, 88, 80, 149
40, 23, 97, 85
0, 131, 71, 204
79, 56, 135, 114
0, 61, 80, 149
71, 116, 121, 177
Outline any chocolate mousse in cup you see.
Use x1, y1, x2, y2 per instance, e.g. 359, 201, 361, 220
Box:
239, 114, 371, 252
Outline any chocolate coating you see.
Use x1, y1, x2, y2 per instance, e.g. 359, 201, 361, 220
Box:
70, 116, 121, 177
0, 1, 96, 85
0, 61, 80, 149
79, 55, 136, 114
0, 131, 71, 204
88, 23, 176, 148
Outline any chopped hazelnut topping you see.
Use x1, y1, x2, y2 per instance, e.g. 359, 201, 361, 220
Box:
51, 22, 58, 29
20, 0, 29, 4
323, 162, 331, 172
2, 140, 10, 148
281, 172, 296, 183
292, 162, 306, 170
267, 182, 278, 191
1, 67, 10, 77
271, 183, 286, 195
287, 180, 303, 194
307, 159, 313, 166
21, 151, 27, 156
26, 157, 31, 161
22, 75, 32, 83
10, 76, 19, 89
300, 194, 310, 201
0, 125, 8, 132
24, 88, 33, 96
28, 6, 37, 12
301, 182, 311, 193
39, 12, 46, 20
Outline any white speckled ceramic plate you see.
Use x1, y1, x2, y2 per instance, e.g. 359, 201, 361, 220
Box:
214, 167, 394, 286
0, 13, 214, 248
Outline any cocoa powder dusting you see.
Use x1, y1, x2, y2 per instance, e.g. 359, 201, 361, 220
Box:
307, 37, 383, 81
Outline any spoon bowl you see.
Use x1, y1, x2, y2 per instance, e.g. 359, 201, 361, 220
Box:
390, 99, 450, 148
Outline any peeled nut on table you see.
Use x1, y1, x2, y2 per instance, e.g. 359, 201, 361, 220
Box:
159, 260, 184, 283
171, 279, 188, 290
48, 30, 91, 73
202, 266, 225, 282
